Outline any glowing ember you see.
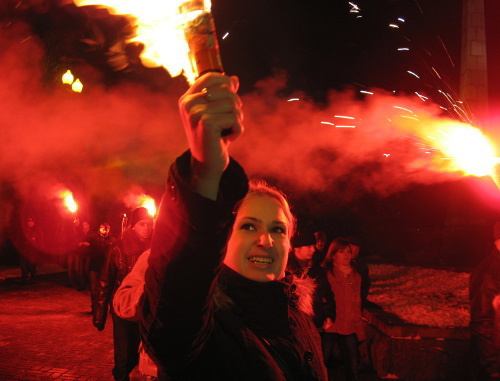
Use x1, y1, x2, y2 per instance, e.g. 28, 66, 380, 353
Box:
59, 190, 78, 213
138, 195, 156, 217
73, 0, 220, 84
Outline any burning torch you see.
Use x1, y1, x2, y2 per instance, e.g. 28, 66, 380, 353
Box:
73, 0, 224, 84
179, 0, 224, 79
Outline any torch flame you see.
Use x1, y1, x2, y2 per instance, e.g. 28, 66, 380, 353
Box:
397, 112, 500, 185
60, 190, 78, 213
138, 195, 156, 217
431, 123, 497, 177
73, 0, 216, 84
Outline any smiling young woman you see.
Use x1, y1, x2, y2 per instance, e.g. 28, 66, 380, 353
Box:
140, 72, 328, 380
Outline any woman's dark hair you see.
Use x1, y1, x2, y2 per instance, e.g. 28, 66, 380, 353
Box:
322, 237, 351, 272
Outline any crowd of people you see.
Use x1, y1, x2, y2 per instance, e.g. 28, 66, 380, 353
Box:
10, 72, 499, 381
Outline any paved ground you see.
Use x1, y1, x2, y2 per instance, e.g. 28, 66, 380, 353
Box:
0, 268, 118, 381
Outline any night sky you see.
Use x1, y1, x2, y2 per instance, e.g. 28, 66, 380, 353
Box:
0, 0, 498, 266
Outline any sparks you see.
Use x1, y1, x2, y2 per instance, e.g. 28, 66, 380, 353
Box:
415, 92, 428, 101
407, 71, 420, 79
287, 98, 300, 102
321, 121, 335, 126
334, 115, 355, 119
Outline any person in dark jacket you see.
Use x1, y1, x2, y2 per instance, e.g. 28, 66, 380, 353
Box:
470, 223, 500, 380
93, 208, 153, 381
287, 228, 336, 329
89, 222, 116, 312
18, 216, 44, 284
141, 73, 328, 380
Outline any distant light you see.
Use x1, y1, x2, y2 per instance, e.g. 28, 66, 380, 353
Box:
383, 153, 391, 157
334, 115, 355, 119
222, 32, 229, 40
72, 79, 83, 93
389, 24, 399, 28
398, 18, 405, 22
360, 90, 373, 95
335, 125, 356, 128
407, 70, 420, 78
287, 98, 300, 102
398, 48, 409, 51
62, 70, 74, 85
321, 121, 335, 126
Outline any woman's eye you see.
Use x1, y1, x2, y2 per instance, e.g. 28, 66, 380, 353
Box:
271, 226, 286, 234
240, 223, 256, 231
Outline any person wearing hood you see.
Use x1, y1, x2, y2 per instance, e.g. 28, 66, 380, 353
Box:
93, 207, 153, 381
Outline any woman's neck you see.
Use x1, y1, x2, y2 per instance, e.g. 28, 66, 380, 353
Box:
335, 262, 353, 275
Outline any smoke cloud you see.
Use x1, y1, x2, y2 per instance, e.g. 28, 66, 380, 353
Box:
0, 18, 493, 244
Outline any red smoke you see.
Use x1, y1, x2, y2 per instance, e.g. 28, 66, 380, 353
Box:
1, 19, 497, 245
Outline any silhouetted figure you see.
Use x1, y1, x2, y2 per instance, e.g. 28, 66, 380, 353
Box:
470, 223, 500, 380
19, 217, 44, 285
93, 208, 153, 381
89, 222, 115, 312
68, 218, 90, 290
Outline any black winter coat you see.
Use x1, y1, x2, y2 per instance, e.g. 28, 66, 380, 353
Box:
470, 249, 500, 378
93, 228, 151, 328
141, 151, 328, 380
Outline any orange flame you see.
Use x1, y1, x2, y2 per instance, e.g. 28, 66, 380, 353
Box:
59, 189, 78, 213
395, 112, 499, 185
138, 195, 157, 217
73, 0, 216, 84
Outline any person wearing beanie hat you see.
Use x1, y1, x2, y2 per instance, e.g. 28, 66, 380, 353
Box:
130, 207, 151, 230
93, 206, 153, 381
287, 227, 336, 329
469, 222, 500, 380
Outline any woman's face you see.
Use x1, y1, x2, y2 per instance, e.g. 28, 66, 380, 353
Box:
224, 195, 291, 282
334, 245, 353, 267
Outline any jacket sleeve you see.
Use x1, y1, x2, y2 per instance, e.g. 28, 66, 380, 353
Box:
141, 150, 248, 371
320, 269, 336, 322
93, 245, 118, 328
113, 250, 150, 321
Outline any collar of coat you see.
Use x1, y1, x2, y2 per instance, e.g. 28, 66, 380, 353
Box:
214, 265, 316, 318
